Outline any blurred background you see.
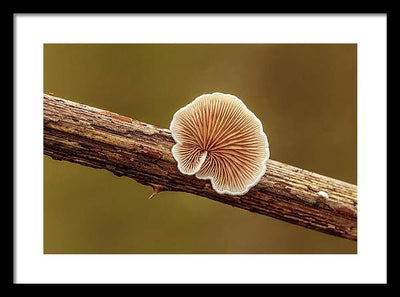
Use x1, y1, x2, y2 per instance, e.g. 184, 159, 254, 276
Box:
44, 44, 357, 254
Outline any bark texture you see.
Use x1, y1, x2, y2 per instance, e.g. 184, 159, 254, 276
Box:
44, 94, 357, 241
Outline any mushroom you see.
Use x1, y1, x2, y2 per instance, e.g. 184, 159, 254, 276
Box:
170, 92, 270, 195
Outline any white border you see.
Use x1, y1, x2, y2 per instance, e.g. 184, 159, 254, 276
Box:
15, 14, 387, 283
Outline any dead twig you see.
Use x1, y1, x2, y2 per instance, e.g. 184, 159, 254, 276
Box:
44, 94, 357, 241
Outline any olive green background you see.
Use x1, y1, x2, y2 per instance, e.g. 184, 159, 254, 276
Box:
44, 44, 357, 254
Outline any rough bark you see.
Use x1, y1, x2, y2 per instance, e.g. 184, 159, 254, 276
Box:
43, 94, 357, 241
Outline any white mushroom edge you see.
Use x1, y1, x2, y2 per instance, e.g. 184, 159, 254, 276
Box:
170, 92, 270, 196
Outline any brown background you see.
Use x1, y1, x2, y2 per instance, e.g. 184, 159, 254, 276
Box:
44, 44, 357, 253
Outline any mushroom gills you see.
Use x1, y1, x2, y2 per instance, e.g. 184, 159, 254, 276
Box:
170, 92, 269, 195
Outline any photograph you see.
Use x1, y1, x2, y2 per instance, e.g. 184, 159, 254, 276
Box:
43, 43, 357, 254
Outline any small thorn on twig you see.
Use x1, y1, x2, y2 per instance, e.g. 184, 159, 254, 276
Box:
148, 184, 166, 199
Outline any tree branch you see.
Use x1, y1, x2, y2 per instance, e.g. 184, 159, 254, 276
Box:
43, 94, 357, 241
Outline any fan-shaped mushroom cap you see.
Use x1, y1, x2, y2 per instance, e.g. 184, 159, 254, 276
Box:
170, 92, 269, 195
